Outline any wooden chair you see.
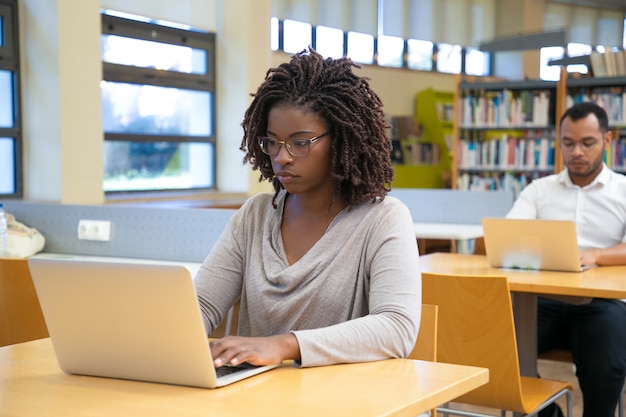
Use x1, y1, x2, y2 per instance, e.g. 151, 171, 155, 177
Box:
408, 303, 439, 417
0, 258, 49, 346
422, 272, 574, 417
539, 349, 624, 417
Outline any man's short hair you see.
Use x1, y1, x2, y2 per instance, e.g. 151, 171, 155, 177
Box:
559, 101, 609, 132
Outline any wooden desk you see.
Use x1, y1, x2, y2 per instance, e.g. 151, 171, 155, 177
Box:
0, 339, 488, 417
414, 223, 484, 254
420, 252, 626, 376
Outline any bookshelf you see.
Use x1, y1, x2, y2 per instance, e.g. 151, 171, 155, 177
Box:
565, 74, 626, 174
452, 76, 560, 197
391, 88, 454, 189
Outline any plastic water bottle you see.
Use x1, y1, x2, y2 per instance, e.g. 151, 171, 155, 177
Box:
0, 203, 7, 257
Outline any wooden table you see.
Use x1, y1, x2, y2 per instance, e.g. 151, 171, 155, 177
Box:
0, 338, 488, 417
420, 252, 626, 376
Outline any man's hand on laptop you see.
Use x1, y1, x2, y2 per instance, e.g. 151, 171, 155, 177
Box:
210, 334, 300, 367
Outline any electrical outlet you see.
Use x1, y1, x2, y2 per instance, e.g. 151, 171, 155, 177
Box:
78, 220, 111, 241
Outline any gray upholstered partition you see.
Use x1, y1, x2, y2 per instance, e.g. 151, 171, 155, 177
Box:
388, 189, 514, 224
2, 201, 236, 263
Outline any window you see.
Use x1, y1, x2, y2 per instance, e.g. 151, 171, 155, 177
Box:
436, 43, 462, 74
407, 39, 434, 71
101, 12, 216, 193
315, 25, 344, 59
347, 31, 375, 64
283, 19, 312, 54
0, 0, 20, 198
377, 35, 404, 68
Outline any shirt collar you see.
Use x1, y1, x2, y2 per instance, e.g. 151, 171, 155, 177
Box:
558, 163, 609, 189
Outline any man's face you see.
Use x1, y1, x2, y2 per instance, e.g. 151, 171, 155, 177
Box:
560, 113, 611, 187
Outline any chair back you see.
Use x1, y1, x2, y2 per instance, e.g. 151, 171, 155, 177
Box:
422, 272, 525, 411
408, 304, 438, 361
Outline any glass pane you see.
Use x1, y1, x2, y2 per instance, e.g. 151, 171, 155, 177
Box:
103, 141, 214, 192
101, 34, 207, 75
539, 46, 564, 81
101, 82, 212, 136
377, 35, 404, 68
270, 17, 279, 51
0, 16, 4, 47
436, 43, 462, 74
465, 48, 490, 76
316, 25, 344, 59
0, 70, 12, 128
407, 39, 433, 71
347, 32, 374, 65
0, 137, 15, 194
283, 19, 311, 54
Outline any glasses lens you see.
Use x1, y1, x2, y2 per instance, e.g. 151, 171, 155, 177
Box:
259, 137, 276, 155
287, 140, 309, 157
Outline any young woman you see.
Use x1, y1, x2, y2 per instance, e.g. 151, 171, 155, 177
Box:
194, 48, 421, 368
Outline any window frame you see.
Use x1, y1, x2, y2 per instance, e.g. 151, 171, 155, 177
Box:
0, 0, 22, 199
101, 13, 217, 194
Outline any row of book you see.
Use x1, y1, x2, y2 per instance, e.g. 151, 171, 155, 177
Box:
458, 89, 552, 127
605, 136, 626, 170
566, 92, 626, 126
589, 50, 626, 78
456, 172, 542, 198
457, 133, 555, 171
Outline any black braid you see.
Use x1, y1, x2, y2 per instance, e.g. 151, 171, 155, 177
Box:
240, 47, 394, 208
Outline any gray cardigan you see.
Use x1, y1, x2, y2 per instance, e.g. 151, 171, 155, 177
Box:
194, 191, 421, 367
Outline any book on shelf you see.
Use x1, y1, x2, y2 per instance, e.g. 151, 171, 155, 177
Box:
456, 171, 534, 198
566, 90, 626, 126
390, 116, 440, 166
459, 89, 551, 127
588, 50, 626, 78
456, 129, 555, 171
604, 49, 618, 77
589, 51, 607, 77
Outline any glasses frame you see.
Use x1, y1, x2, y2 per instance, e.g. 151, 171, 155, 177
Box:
258, 132, 330, 157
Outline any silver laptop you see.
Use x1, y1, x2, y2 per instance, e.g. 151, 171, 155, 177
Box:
482, 218, 591, 272
28, 258, 279, 388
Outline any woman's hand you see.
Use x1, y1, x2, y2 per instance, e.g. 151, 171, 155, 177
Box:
209, 333, 301, 367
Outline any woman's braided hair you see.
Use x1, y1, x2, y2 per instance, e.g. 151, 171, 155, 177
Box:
240, 47, 394, 208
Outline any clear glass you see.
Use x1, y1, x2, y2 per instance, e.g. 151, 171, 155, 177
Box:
436, 43, 462, 74
316, 25, 344, 59
283, 19, 311, 54
407, 39, 433, 71
347, 32, 374, 64
539, 46, 564, 81
0, 70, 12, 128
0, 137, 15, 194
465, 48, 490, 76
377, 35, 404, 68
0, 16, 3, 47
103, 141, 214, 192
101, 81, 212, 136
270, 17, 279, 51
101, 34, 207, 75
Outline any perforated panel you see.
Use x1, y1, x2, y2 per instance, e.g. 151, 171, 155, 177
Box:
3, 202, 236, 263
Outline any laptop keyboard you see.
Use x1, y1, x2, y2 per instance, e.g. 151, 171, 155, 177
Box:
215, 363, 258, 378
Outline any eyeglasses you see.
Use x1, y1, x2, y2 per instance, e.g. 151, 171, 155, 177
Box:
258, 132, 329, 157
560, 139, 600, 153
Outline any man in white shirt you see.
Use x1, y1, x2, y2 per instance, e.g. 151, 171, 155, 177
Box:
507, 102, 626, 417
